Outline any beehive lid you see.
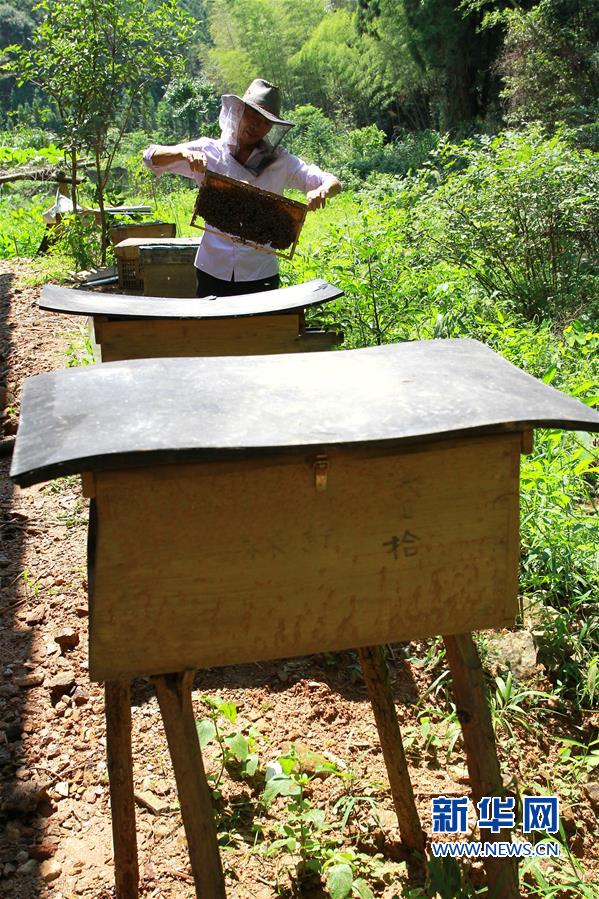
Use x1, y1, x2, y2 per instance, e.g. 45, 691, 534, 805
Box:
39, 279, 342, 319
114, 237, 200, 261
11, 339, 599, 487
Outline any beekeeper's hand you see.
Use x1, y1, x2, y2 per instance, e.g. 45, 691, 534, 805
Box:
181, 150, 208, 173
306, 187, 329, 211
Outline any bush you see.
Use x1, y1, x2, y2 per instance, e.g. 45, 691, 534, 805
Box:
285, 106, 439, 187
0, 197, 47, 258
411, 128, 599, 322
49, 213, 101, 271
289, 132, 598, 709
0, 123, 59, 150
499, 0, 599, 132
285, 104, 336, 168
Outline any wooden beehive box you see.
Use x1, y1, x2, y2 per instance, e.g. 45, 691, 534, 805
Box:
11, 340, 599, 683
191, 171, 308, 260
109, 221, 176, 247
39, 280, 343, 361
114, 237, 200, 293
139, 242, 200, 298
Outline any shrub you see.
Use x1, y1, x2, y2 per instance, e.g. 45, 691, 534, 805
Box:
411, 128, 599, 322
284, 104, 336, 168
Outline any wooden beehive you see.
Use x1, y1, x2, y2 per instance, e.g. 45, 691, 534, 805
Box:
190, 171, 308, 260
39, 281, 343, 361
109, 221, 176, 247
114, 237, 200, 293
139, 242, 200, 298
83, 432, 520, 680
11, 340, 599, 683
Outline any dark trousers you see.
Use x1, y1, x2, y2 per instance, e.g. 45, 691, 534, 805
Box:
196, 270, 280, 298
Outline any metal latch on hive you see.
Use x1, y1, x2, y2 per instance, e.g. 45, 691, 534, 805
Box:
313, 455, 329, 492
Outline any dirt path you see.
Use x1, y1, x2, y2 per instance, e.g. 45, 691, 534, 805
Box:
0, 261, 596, 898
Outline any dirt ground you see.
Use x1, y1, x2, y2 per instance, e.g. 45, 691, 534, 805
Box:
0, 260, 597, 899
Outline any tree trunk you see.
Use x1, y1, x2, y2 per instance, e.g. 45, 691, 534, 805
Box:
70, 146, 78, 215
94, 144, 108, 265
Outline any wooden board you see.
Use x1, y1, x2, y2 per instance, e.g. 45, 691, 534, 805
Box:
139, 246, 200, 265
140, 262, 197, 299
110, 222, 176, 246
87, 434, 520, 680
11, 340, 599, 488
93, 314, 301, 360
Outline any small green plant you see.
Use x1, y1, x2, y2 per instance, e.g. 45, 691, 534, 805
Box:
401, 709, 462, 764
521, 833, 597, 897
65, 327, 94, 367
408, 637, 446, 671
555, 737, 599, 785
0, 199, 47, 259
262, 748, 380, 897
196, 696, 260, 790
491, 672, 551, 738
19, 566, 41, 598
332, 789, 380, 834
0, 143, 64, 167
50, 213, 101, 271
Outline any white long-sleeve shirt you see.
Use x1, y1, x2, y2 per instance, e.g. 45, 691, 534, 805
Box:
143, 138, 337, 281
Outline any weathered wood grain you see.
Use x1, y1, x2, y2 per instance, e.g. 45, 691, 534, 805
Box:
105, 681, 139, 899
358, 646, 425, 855
89, 434, 520, 680
444, 633, 519, 899
93, 313, 301, 360
153, 672, 226, 898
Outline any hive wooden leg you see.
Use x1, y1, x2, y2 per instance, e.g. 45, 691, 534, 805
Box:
444, 634, 519, 899
153, 670, 226, 899
105, 680, 139, 899
358, 646, 426, 856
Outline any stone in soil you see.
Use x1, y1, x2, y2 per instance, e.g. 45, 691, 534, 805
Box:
5, 720, 22, 742
18, 858, 38, 874
15, 672, 45, 688
28, 839, 59, 861
1, 781, 50, 817
47, 669, 76, 703
584, 781, 599, 813
54, 626, 80, 652
485, 629, 538, 679
25, 603, 46, 625
72, 685, 89, 706
134, 789, 169, 815
40, 858, 62, 882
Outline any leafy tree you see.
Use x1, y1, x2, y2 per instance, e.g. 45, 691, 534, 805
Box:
0, 4, 35, 48
3, 0, 192, 260
498, 0, 599, 134
0, 3, 36, 120
180, 0, 211, 50
205, 0, 325, 100
359, 0, 505, 131
290, 9, 395, 128
161, 75, 220, 141
357, 0, 431, 130
285, 103, 335, 165
412, 128, 599, 320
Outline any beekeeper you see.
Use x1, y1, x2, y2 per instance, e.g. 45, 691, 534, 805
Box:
143, 79, 341, 297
